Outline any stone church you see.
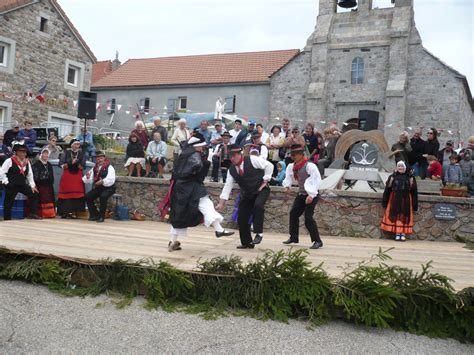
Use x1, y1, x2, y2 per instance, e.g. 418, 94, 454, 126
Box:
269, 0, 473, 144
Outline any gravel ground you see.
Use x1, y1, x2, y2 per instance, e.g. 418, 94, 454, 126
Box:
0, 280, 471, 354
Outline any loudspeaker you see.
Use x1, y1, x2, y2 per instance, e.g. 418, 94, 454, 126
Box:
358, 110, 379, 131
77, 91, 97, 119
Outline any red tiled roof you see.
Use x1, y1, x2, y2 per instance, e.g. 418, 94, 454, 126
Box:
91, 49, 300, 88
92, 60, 113, 84
0, 0, 96, 62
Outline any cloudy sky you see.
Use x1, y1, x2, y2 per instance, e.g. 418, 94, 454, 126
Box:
60, 0, 473, 87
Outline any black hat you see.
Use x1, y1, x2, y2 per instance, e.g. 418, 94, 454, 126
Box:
95, 150, 106, 157
228, 144, 242, 154
188, 132, 206, 147
221, 131, 232, 138
289, 144, 305, 155
70, 139, 80, 146
251, 130, 261, 138
12, 143, 27, 152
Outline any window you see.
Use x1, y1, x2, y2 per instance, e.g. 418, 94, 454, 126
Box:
372, 0, 395, 9
178, 97, 187, 110
224, 96, 236, 113
0, 107, 5, 131
139, 97, 150, 113
0, 101, 12, 132
67, 66, 79, 86
167, 98, 177, 113
48, 112, 79, 137
40, 17, 48, 32
351, 57, 364, 84
0, 44, 7, 67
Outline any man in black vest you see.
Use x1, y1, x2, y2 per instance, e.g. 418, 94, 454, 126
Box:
0, 143, 40, 220
216, 144, 273, 248
282, 144, 323, 249
83, 151, 116, 223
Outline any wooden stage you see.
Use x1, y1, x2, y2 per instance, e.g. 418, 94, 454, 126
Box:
0, 219, 472, 290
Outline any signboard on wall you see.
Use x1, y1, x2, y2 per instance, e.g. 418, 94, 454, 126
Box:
433, 203, 456, 221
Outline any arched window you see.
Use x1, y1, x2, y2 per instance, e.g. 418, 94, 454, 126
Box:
351, 57, 364, 84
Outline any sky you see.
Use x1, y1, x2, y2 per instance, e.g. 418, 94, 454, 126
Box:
60, 0, 473, 87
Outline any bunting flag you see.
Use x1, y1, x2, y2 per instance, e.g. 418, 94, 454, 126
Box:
117, 104, 122, 111
73, 100, 78, 108
35, 82, 47, 103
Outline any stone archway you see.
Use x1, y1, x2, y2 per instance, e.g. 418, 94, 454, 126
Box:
334, 129, 389, 161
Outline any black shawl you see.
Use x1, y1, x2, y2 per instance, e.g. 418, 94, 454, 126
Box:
382, 172, 418, 224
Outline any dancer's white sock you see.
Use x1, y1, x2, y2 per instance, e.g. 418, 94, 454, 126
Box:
171, 234, 178, 243
212, 220, 224, 233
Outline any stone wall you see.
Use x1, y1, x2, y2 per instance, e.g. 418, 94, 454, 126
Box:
0, 0, 93, 130
113, 177, 474, 243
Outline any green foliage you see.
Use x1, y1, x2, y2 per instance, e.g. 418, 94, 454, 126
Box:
0, 249, 472, 342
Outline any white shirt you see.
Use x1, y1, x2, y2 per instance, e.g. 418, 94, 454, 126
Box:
0, 158, 36, 188
260, 132, 269, 145
282, 161, 321, 198
228, 129, 241, 144
83, 165, 116, 187
219, 155, 274, 200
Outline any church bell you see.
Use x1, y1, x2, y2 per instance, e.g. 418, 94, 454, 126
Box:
338, 0, 358, 8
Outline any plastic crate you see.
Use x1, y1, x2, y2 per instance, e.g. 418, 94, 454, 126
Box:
0, 189, 26, 219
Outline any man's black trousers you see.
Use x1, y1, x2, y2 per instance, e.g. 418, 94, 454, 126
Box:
237, 187, 270, 246
86, 185, 116, 218
289, 194, 322, 243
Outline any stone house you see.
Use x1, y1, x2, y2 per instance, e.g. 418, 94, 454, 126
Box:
0, 0, 96, 136
90, 50, 298, 133
269, 0, 473, 145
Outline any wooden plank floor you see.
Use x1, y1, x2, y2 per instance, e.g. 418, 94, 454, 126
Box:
0, 219, 472, 290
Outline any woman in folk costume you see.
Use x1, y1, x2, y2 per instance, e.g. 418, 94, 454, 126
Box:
381, 161, 418, 241
168, 132, 234, 252
57, 139, 86, 219
32, 148, 56, 218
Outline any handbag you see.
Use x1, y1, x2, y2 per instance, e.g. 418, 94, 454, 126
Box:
131, 209, 146, 221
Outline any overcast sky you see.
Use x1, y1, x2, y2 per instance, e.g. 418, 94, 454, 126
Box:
60, 0, 473, 87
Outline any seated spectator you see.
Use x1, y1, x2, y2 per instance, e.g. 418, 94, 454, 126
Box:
459, 136, 474, 160
17, 120, 37, 152
426, 155, 442, 180
0, 133, 8, 164
459, 149, 474, 195
444, 154, 462, 185
76, 127, 96, 161
213, 131, 232, 183
244, 130, 268, 160
146, 132, 167, 178
196, 120, 212, 146
150, 117, 168, 142
131, 121, 149, 148
43, 135, 63, 160
3, 124, 20, 148
270, 161, 286, 186
125, 133, 145, 177
171, 118, 191, 162
391, 131, 412, 163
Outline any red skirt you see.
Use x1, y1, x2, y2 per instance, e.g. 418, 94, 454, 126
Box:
380, 194, 414, 234
58, 168, 85, 200
37, 184, 56, 218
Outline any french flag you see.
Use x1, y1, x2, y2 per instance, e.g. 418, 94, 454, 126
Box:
36, 82, 47, 103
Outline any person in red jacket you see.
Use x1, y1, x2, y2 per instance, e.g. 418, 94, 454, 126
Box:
427, 155, 442, 180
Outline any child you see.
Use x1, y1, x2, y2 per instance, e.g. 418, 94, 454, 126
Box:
270, 161, 286, 186
426, 155, 442, 180
444, 154, 462, 185
459, 149, 474, 195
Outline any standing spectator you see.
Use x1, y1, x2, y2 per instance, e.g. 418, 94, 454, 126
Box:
131, 121, 149, 148
0, 133, 8, 164
212, 132, 233, 183
391, 131, 412, 163
279, 118, 291, 139
3, 124, 20, 148
423, 128, 440, 167
145, 132, 167, 178
237, 119, 256, 147
150, 117, 168, 142
459, 149, 474, 195
444, 154, 462, 185
267, 126, 285, 175
317, 127, 338, 177
408, 128, 426, 178
228, 119, 243, 145
426, 155, 442, 180
314, 131, 324, 163
76, 127, 96, 161
459, 136, 474, 159
32, 148, 56, 218
196, 120, 212, 145
57, 139, 86, 219
125, 133, 145, 177
210, 123, 227, 182
303, 123, 319, 163
381, 161, 418, 242
437, 140, 455, 176
171, 118, 191, 163
17, 121, 37, 152
282, 127, 306, 165
43, 135, 63, 160
256, 123, 269, 144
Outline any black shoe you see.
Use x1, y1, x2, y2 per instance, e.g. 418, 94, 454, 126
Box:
253, 234, 263, 245
88, 216, 99, 221
27, 214, 42, 220
96, 217, 105, 223
236, 244, 255, 249
310, 241, 323, 249
282, 238, 298, 245
215, 230, 235, 238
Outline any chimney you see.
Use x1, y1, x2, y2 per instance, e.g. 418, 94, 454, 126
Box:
112, 50, 121, 71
